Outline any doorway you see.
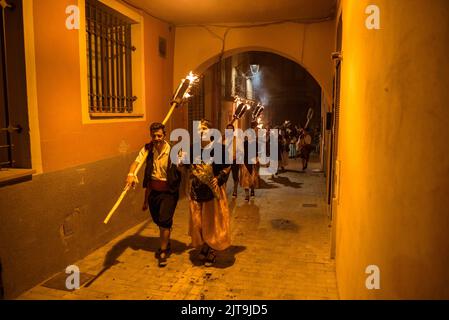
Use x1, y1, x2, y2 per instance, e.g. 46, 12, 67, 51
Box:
0, 0, 31, 170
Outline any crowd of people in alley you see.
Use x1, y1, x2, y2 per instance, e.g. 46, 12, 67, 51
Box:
124, 119, 320, 269
273, 120, 320, 172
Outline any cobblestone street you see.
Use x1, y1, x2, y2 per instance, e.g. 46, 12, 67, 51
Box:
18, 160, 338, 300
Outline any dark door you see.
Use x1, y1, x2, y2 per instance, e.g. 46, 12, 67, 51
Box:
0, 0, 30, 169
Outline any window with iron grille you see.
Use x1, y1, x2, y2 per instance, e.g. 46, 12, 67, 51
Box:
86, 0, 137, 115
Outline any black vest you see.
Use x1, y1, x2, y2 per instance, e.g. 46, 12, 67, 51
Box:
142, 142, 181, 193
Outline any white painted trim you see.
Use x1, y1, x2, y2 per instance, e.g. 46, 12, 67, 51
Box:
78, 0, 147, 124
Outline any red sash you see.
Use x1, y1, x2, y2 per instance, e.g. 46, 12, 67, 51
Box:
149, 180, 169, 192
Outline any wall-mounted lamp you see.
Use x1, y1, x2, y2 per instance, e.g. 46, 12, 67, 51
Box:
250, 64, 260, 76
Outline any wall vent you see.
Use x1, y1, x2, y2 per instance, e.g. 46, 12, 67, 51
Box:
159, 37, 167, 58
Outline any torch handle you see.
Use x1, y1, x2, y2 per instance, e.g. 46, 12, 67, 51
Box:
227, 117, 238, 127
304, 108, 314, 129
103, 186, 130, 224
304, 119, 311, 129
103, 150, 149, 224
162, 102, 178, 126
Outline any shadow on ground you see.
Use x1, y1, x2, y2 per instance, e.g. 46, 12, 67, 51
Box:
258, 179, 280, 189
271, 219, 300, 233
269, 176, 303, 189
103, 235, 188, 267
188, 245, 246, 269
85, 235, 188, 287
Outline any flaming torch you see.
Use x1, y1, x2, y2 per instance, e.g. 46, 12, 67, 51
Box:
252, 103, 264, 121
162, 72, 199, 125
228, 96, 252, 125
104, 72, 199, 224
304, 107, 314, 129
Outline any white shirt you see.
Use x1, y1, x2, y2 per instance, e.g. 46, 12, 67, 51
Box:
135, 141, 170, 181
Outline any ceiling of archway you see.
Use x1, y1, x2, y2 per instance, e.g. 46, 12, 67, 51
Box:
123, 0, 337, 25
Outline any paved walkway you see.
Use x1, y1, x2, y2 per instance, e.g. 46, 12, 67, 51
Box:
18, 159, 338, 300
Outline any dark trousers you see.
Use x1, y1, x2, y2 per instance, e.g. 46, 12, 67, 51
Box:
231, 164, 239, 183
148, 190, 179, 229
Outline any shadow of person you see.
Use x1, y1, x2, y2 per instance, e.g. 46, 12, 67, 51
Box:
258, 178, 280, 189
188, 245, 246, 269
104, 235, 188, 266
85, 235, 188, 287
283, 169, 307, 174
269, 176, 303, 189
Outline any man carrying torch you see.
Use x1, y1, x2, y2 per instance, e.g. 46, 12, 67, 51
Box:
125, 123, 181, 268
105, 72, 199, 267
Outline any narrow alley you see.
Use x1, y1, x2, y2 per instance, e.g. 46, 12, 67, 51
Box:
18, 159, 338, 300
1, 0, 449, 302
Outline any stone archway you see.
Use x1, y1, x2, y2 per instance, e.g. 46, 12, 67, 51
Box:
193, 46, 329, 104
173, 21, 335, 105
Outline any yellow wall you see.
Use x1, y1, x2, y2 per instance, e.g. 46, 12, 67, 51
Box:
32, 0, 175, 173
336, 0, 449, 299
172, 21, 335, 109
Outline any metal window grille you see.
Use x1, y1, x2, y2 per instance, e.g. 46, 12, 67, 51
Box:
86, 0, 137, 114
158, 37, 167, 58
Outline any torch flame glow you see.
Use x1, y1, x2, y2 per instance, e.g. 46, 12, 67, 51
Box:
186, 71, 199, 83
180, 71, 199, 100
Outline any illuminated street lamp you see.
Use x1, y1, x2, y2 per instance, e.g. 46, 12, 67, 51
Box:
250, 64, 260, 76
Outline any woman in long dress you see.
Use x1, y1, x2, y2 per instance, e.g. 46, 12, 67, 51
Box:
187, 119, 231, 267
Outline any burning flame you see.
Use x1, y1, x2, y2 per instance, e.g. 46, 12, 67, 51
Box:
178, 71, 199, 100
186, 71, 199, 83
257, 116, 263, 129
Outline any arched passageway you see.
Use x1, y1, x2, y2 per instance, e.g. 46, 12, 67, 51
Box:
190, 51, 323, 132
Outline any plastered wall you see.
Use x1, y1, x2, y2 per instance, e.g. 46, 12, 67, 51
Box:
335, 0, 449, 299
